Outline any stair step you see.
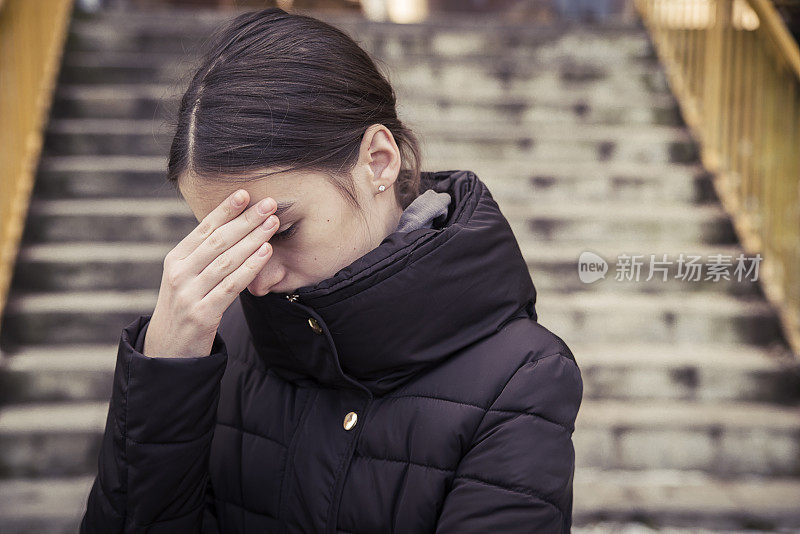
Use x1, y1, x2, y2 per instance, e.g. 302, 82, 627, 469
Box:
574, 399, 800, 476
1, 398, 798, 478
0, 345, 117, 403
1, 291, 157, 348
1, 340, 796, 406
1, 469, 797, 533
502, 202, 736, 244
516, 239, 762, 296
39, 153, 166, 172
0, 475, 94, 534
22, 198, 195, 244
12, 242, 167, 292
574, 524, 781, 533
422, 138, 698, 166
572, 468, 800, 530
537, 291, 782, 346
0, 401, 107, 477
436, 160, 713, 204
568, 342, 800, 403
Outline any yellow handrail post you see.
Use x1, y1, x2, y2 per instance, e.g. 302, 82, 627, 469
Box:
0, 0, 75, 341
634, 0, 800, 356
702, 0, 724, 167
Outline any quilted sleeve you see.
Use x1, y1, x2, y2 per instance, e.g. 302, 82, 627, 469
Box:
79, 314, 228, 533
434, 349, 583, 533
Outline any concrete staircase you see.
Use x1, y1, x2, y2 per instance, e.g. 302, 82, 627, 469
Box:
1, 5, 800, 533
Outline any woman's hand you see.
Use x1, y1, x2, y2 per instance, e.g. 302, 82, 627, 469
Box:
143, 189, 280, 358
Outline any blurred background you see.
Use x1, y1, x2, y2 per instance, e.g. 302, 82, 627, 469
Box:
1, 0, 800, 532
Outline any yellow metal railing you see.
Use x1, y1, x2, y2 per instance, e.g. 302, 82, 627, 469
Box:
0, 0, 74, 328
635, 0, 800, 355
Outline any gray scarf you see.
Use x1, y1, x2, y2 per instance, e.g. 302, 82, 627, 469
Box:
394, 188, 452, 233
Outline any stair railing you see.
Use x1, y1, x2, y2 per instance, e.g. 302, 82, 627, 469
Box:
0, 0, 75, 331
634, 0, 800, 356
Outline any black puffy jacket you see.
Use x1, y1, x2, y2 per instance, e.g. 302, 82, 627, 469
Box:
80, 169, 584, 533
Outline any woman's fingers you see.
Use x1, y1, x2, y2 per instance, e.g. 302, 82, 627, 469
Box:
170, 189, 248, 260
193, 211, 281, 299
146, 190, 280, 359
172, 189, 275, 264
201, 231, 276, 310
184, 196, 277, 277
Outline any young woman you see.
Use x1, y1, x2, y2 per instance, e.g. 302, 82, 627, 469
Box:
80, 7, 583, 533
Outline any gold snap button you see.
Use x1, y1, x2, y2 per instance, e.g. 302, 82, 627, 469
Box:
307, 317, 323, 334
343, 411, 358, 431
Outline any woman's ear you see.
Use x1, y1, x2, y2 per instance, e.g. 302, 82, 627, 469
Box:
358, 124, 401, 191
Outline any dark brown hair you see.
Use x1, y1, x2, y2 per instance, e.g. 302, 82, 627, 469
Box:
166, 7, 422, 212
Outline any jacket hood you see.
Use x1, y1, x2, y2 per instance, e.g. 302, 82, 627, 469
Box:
237, 169, 538, 396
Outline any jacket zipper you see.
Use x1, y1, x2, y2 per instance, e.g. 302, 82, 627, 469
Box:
285, 289, 376, 533
325, 395, 374, 534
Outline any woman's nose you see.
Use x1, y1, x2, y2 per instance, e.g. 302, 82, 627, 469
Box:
246, 260, 286, 297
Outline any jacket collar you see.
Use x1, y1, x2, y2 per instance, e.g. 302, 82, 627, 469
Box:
237, 170, 538, 396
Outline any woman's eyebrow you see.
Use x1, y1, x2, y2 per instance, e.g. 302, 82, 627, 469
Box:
276, 200, 296, 216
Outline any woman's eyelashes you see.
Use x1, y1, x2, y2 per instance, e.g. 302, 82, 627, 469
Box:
272, 224, 298, 241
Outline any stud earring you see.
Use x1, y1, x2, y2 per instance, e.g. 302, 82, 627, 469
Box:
378, 185, 386, 192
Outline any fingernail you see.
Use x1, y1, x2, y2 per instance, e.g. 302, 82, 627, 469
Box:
262, 215, 278, 229
258, 198, 273, 214
233, 190, 246, 205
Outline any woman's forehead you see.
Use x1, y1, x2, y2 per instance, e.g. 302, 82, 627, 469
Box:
177, 171, 323, 221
